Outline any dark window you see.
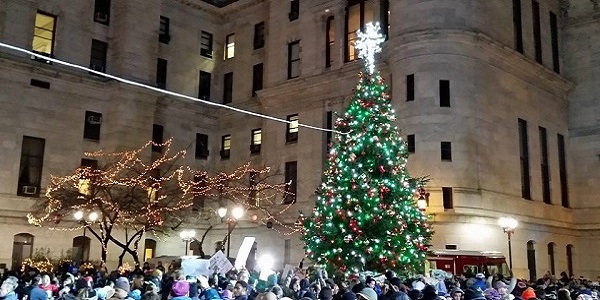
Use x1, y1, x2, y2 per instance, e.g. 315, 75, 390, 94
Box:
156, 58, 167, 89
550, 12, 560, 73
248, 171, 259, 206
252, 64, 263, 96
441, 141, 452, 161
513, 0, 523, 53
288, 41, 300, 79
548, 243, 556, 275
80, 158, 98, 169
225, 34, 235, 59
532, 1, 542, 64
220, 135, 231, 160
440, 80, 450, 107
527, 241, 537, 282
83, 111, 102, 141
198, 71, 211, 100
286, 114, 299, 143
90, 39, 107, 73
539, 127, 551, 204
195, 133, 209, 159
17, 136, 45, 197
32, 11, 56, 62
326, 16, 334, 68
442, 187, 453, 209
380, 0, 390, 39
94, 0, 110, 25
558, 133, 568, 207
445, 244, 458, 250
250, 129, 262, 154
519, 119, 531, 200
200, 31, 213, 58
407, 134, 415, 153
30, 79, 50, 89
152, 124, 164, 153
289, 0, 300, 21
566, 244, 573, 277
159, 16, 170, 44
253, 22, 265, 50
407, 74, 415, 101
223, 72, 233, 104
283, 161, 297, 204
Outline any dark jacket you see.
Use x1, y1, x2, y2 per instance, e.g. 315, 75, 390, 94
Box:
382, 291, 411, 300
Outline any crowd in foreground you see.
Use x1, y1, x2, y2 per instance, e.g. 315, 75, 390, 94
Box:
0, 261, 598, 300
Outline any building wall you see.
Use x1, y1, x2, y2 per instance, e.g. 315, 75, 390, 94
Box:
0, 0, 598, 278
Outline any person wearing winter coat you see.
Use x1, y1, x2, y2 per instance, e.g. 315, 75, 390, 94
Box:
233, 282, 249, 300
380, 278, 410, 300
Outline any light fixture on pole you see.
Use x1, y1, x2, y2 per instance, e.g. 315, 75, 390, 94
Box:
498, 216, 518, 270
220, 206, 244, 258
179, 230, 196, 256
73, 210, 100, 237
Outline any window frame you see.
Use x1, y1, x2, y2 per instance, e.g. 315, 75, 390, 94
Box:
286, 114, 299, 143
156, 58, 167, 89
223, 72, 233, 104
159, 16, 171, 44
289, 0, 300, 21
152, 124, 164, 153
283, 161, 297, 204
200, 31, 213, 58
195, 133, 209, 160
17, 136, 46, 197
198, 71, 211, 100
90, 39, 108, 73
251, 128, 262, 154
32, 11, 57, 61
93, 0, 111, 25
225, 33, 235, 59
325, 16, 335, 68
519, 119, 531, 200
252, 63, 264, 96
441, 141, 452, 161
288, 40, 300, 79
407, 134, 415, 153
83, 111, 102, 141
220, 135, 231, 160
253, 22, 265, 50
439, 80, 450, 107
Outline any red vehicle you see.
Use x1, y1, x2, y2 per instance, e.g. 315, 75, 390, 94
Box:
427, 250, 510, 277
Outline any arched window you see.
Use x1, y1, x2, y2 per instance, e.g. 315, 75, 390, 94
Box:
72, 236, 91, 263
547, 242, 556, 275
527, 240, 537, 281
566, 244, 574, 277
12, 233, 34, 270
144, 239, 157, 262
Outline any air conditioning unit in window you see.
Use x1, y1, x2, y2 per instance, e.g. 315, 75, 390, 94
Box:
22, 185, 37, 195
200, 48, 213, 58
95, 12, 108, 23
87, 115, 102, 125
90, 64, 105, 72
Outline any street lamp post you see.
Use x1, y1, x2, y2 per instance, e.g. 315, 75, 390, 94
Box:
218, 206, 244, 258
74, 210, 100, 236
179, 230, 196, 256
498, 217, 518, 270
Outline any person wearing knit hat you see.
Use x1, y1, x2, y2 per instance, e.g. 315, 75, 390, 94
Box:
78, 288, 99, 300
451, 288, 464, 300
484, 288, 501, 300
521, 288, 536, 300
169, 281, 190, 300
320, 287, 334, 300
357, 288, 378, 300
115, 278, 131, 293
0, 276, 19, 300
95, 286, 116, 300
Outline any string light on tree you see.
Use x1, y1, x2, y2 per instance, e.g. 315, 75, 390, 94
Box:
302, 22, 432, 277
27, 139, 298, 266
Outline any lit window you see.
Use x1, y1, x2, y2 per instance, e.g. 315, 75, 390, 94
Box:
252, 129, 262, 145
345, 1, 375, 62
286, 114, 299, 143
225, 34, 235, 59
32, 12, 56, 57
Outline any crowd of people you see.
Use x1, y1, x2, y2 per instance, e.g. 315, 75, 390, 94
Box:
0, 261, 598, 300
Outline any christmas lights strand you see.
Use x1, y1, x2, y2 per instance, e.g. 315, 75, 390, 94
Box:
0, 41, 348, 135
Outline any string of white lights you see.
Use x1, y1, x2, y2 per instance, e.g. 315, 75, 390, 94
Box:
0, 41, 347, 134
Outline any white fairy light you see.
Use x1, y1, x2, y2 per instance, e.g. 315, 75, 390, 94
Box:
354, 22, 386, 74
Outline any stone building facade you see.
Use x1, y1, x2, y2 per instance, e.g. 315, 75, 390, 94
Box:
0, 0, 598, 278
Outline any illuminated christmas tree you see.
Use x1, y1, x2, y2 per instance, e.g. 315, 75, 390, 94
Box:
302, 23, 432, 275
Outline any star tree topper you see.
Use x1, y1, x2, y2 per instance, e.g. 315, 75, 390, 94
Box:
354, 22, 386, 74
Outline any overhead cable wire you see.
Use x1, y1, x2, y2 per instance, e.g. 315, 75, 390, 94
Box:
0, 41, 347, 135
